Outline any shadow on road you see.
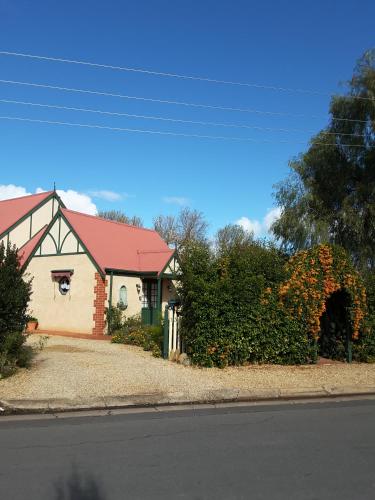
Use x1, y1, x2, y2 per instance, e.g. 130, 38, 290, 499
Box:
54, 466, 106, 500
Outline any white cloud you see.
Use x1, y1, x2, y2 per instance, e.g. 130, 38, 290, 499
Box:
236, 207, 281, 238
0, 184, 31, 200
88, 190, 123, 202
236, 216, 263, 237
2, 184, 98, 215
37, 187, 97, 215
163, 196, 189, 206
56, 189, 97, 215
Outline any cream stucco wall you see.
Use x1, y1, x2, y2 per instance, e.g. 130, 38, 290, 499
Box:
31, 198, 56, 235
27, 254, 97, 333
2, 217, 30, 249
106, 275, 143, 319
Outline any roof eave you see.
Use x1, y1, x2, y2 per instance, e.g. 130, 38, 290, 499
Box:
105, 268, 159, 277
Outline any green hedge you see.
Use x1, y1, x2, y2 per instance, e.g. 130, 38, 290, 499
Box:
179, 241, 314, 367
178, 241, 375, 367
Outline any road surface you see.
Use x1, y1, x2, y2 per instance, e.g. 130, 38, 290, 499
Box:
1, 399, 375, 499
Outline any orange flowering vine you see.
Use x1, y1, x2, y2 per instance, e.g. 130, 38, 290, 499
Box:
277, 244, 367, 340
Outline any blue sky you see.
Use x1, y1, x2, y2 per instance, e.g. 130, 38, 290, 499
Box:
0, 0, 374, 236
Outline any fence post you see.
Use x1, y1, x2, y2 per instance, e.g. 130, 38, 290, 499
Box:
163, 305, 169, 359
312, 338, 318, 364
346, 330, 353, 363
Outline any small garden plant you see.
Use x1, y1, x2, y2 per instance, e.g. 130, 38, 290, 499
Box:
109, 309, 163, 357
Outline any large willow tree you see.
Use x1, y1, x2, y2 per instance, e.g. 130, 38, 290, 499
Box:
273, 49, 375, 272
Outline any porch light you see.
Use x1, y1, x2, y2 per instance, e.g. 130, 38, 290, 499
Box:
136, 283, 141, 294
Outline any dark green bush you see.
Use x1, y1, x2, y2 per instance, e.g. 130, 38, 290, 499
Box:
0, 243, 32, 377
352, 325, 375, 362
0, 243, 32, 337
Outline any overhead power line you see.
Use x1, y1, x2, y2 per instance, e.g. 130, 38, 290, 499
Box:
0, 114, 365, 147
0, 97, 368, 138
0, 49, 373, 102
0, 78, 370, 124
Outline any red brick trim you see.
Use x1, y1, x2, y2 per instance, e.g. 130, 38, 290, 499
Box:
92, 273, 108, 336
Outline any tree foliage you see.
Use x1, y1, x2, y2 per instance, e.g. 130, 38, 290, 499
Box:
215, 224, 254, 255
153, 208, 208, 251
98, 210, 143, 227
273, 49, 375, 272
153, 214, 179, 245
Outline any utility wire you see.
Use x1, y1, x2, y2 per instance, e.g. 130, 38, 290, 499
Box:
0, 49, 373, 101
0, 115, 365, 147
0, 78, 370, 124
0, 97, 368, 138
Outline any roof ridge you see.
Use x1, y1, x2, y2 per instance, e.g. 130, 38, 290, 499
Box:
0, 190, 53, 204
61, 208, 159, 234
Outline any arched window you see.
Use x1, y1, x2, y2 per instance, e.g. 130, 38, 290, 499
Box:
118, 285, 128, 309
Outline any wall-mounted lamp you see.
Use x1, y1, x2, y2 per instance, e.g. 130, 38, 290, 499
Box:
136, 283, 141, 294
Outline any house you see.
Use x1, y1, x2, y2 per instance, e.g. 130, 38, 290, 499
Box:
0, 191, 178, 336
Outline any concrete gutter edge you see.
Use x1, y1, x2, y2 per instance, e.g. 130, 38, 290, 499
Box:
1, 386, 375, 416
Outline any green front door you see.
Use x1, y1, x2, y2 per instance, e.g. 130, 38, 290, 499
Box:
141, 280, 160, 325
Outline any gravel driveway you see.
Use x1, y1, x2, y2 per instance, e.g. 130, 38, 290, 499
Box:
1, 334, 375, 405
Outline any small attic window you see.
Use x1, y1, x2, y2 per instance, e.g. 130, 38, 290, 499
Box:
118, 285, 128, 310
59, 277, 70, 295
51, 270, 74, 296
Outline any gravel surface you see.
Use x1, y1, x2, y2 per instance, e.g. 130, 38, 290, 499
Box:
1, 335, 375, 402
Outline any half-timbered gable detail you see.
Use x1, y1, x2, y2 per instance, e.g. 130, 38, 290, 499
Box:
33, 212, 85, 257
0, 190, 64, 250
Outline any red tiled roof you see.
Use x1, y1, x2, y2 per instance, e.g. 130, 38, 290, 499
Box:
0, 191, 53, 236
61, 208, 174, 275
18, 225, 48, 268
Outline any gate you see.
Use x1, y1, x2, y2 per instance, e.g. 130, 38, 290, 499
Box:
163, 303, 183, 359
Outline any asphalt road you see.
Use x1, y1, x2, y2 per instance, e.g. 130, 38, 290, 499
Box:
1, 399, 375, 500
